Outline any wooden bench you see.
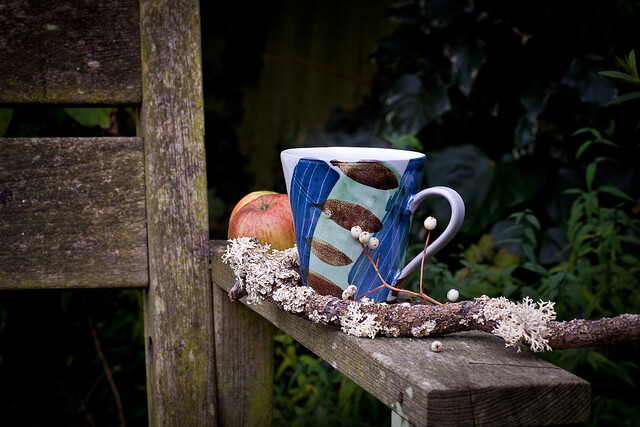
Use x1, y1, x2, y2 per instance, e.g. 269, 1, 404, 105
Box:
1, 0, 590, 425
210, 241, 590, 426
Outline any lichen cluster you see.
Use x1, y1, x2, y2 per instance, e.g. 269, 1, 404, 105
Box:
340, 301, 382, 339
222, 237, 300, 304
478, 295, 556, 352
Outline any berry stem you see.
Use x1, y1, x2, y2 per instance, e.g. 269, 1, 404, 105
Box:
419, 230, 431, 297
354, 242, 442, 305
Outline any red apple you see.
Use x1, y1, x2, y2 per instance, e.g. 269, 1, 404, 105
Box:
228, 193, 296, 251
229, 190, 277, 225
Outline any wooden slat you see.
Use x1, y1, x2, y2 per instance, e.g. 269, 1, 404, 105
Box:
210, 240, 591, 427
0, 137, 147, 289
213, 284, 274, 425
0, 0, 141, 105
139, 0, 217, 425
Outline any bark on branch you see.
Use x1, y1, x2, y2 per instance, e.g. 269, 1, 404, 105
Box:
223, 238, 640, 352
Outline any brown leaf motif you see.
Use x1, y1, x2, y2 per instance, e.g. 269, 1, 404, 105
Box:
304, 270, 344, 298
330, 160, 399, 190
311, 199, 383, 232
305, 237, 353, 266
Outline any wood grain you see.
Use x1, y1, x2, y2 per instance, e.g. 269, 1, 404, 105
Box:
0, 0, 141, 105
211, 240, 591, 427
139, 0, 217, 425
212, 284, 274, 426
0, 137, 147, 289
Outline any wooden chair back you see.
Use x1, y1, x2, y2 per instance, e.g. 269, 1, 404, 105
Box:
0, 1, 215, 424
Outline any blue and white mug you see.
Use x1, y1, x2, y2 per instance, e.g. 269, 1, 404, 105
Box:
281, 147, 465, 302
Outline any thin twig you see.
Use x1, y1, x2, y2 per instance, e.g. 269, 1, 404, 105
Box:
355, 242, 442, 305
83, 296, 126, 427
75, 389, 98, 427
419, 230, 432, 296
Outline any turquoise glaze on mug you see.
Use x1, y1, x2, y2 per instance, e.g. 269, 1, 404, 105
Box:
281, 147, 465, 302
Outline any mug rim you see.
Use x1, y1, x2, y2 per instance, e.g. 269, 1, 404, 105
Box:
281, 146, 425, 162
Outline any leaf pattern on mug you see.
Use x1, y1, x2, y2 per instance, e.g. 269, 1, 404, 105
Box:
330, 160, 399, 190
304, 237, 353, 266
311, 199, 383, 233
304, 270, 344, 298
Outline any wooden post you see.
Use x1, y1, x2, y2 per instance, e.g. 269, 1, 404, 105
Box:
140, 0, 216, 425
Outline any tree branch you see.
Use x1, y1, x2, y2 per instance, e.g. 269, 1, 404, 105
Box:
222, 238, 640, 352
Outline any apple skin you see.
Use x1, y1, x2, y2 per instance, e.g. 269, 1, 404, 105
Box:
228, 193, 296, 251
229, 190, 277, 225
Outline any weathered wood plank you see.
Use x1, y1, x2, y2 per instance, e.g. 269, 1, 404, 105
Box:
212, 284, 274, 425
0, 137, 147, 289
0, 0, 141, 105
210, 240, 591, 427
139, 0, 217, 425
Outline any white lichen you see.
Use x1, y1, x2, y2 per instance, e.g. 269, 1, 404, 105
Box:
272, 285, 314, 313
382, 325, 401, 337
340, 302, 382, 339
482, 296, 556, 352
308, 309, 329, 324
221, 237, 300, 304
411, 320, 436, 337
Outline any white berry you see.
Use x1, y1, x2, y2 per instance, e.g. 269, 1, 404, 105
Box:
359, 231, 371, 244
342, 285, 357, 300
350, 225, 363, 238
424, 216, 437, 231
447, 288, 459, 302
368, 236, 379, 249
431, 341, 442, 352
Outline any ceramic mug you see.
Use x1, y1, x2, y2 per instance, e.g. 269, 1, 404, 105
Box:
281, 147, 465, 302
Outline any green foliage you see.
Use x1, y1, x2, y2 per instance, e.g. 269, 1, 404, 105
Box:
422, 144, 545, 235
0, 108, 13, 137
273, 333, 390, 426
600, 50, 640, 107
0, 107, 135, 137
296, 1, 639, 423
64, 108, 112, 129
411, 136, 640, 425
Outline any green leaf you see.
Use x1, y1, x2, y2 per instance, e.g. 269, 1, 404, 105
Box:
0, 108, 13, 137
598, 70, 639, 83
384, 133, 424, 150
513, 113, 538, 151
618, 50, 638, 79
526, 214, 541, 231
629, 50, 638, 77
605, 91, 640, 106
575, 139, 594, 160
598, 185, 635, 203
381, 74, 451, 135
586, 162, 597, 190
64, 108, 111, 129
445, 39, 487, 96
524, 228, 538, 246
572, 127, 600, 137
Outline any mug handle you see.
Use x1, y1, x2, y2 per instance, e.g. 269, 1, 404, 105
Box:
395, 186, 465, 282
